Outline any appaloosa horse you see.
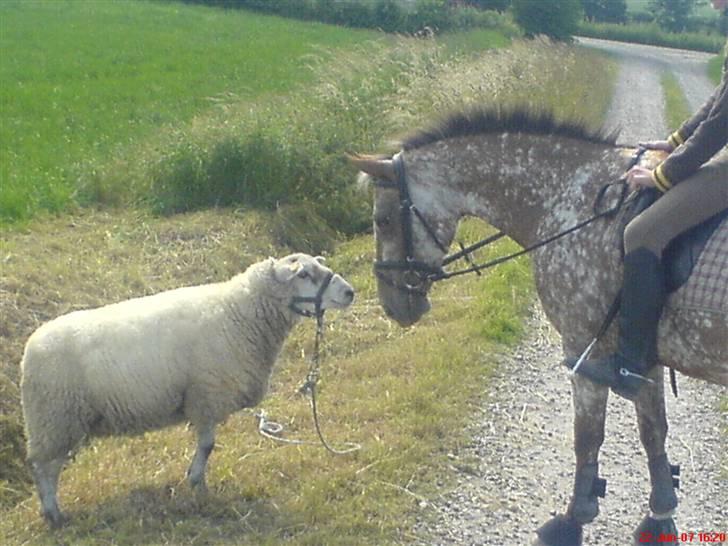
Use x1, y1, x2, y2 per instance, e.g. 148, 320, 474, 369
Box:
350, 108, 728, 545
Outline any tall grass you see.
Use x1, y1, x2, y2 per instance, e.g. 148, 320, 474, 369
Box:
78, 38, 615, 236
0, 0, 382, 225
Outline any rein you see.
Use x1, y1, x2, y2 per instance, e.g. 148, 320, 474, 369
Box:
376, 150, 642, 289
433, 181, 627, 281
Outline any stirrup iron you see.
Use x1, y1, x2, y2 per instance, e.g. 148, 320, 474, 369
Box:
618, 367, 654, 384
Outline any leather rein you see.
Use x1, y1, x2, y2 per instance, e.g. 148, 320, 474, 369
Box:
373, 150, 643, 296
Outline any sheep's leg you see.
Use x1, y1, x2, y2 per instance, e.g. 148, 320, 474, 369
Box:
187, 424, 215, 493
30, 457, 66, 529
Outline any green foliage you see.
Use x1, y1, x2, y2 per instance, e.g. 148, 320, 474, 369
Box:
511, 0, 583, 40
649, 0, 694, 32
469, 0, 511, 10
193, 0, 515, 33
578, 21, 725, 53
582, 0, 627, 23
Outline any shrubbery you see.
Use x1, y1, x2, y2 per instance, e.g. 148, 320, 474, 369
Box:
186, 0, 515, 34
511, 0, 582, 41
578, 21, 725, 53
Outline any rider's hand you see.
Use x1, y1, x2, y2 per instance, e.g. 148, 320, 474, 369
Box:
638, 140, 674, 152
626, 166, 656, 192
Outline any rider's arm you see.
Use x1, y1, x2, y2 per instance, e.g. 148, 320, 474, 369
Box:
665, 52, 727, 150
652, 77, 728, 192
666, 87, 718, 149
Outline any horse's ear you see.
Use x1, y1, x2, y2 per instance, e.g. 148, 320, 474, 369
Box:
346, 153, 395, 182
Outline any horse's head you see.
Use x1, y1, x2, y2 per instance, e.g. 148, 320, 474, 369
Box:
349, 153, 457, 327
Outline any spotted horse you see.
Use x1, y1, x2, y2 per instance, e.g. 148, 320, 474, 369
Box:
349, 108, 727, 545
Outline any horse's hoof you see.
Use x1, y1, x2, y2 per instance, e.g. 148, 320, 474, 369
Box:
536, 514, 583, 546
633, 514, 677, 544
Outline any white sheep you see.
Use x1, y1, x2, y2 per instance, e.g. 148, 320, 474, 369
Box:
20, 253, 354, 528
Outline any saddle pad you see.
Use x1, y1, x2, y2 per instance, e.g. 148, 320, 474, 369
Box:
670, 216, 728, 313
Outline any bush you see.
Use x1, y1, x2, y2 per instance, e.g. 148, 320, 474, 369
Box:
511, 0, 582, 41
578, 21, 725, 53
184, 0, 512, 35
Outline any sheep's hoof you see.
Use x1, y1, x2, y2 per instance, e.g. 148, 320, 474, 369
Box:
44, 509, 69, 530
190, 479, 209, 499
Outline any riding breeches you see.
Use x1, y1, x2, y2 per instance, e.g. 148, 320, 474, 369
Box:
624, 147, 728, 256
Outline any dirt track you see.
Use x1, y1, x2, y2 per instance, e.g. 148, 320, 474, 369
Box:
411, 38, 727, 546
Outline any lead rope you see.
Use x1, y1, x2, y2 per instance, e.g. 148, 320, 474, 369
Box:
255, 306, 360, 454
300, 312, 360, 455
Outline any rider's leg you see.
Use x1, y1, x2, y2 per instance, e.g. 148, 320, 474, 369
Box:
570, 153, 728, 400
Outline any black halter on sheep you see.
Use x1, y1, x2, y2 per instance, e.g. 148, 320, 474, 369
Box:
20, 253, 354, 528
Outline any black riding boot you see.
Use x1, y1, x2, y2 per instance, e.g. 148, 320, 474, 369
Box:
567, 248, 666, 401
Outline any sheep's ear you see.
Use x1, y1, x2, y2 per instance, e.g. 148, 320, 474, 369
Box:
274, 259, 303, 283
347, 154, 395, 182
314, 255, 326, 265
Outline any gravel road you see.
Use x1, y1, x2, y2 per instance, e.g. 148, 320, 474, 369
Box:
411, 39, 727, 546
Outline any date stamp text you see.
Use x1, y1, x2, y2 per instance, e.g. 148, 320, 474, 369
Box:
639, 532, 727, 543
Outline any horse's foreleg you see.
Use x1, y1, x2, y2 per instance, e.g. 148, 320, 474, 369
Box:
634, 366, 679, 540
567, 376, 609, 524
536, 376, 608, 546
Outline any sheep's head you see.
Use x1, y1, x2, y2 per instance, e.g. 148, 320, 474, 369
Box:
274, 253, 354, 315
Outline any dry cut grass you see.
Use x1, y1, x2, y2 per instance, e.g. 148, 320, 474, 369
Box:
0, 208, 533, 545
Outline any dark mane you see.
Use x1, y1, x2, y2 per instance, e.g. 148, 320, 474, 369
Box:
401, 107, 617, 151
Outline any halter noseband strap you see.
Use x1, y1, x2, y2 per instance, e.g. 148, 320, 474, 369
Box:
289, 271, 334, 318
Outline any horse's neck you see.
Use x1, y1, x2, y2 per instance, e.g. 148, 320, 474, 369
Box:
406, 134, 625, 248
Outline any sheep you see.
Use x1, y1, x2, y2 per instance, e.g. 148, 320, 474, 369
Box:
20, 253, 354, 528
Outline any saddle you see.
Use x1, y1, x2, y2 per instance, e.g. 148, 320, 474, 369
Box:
618, 188, 728, 294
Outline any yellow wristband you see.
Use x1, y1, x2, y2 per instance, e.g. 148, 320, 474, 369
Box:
653, 165, 672, 193
667, 131, 684, 149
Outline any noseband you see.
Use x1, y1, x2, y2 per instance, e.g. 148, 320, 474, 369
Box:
373, 154, 449, 296
290, 271, 334, 318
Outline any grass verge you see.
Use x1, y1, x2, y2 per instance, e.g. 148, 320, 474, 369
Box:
0, 212, 532, 544
660, 71, 692, 132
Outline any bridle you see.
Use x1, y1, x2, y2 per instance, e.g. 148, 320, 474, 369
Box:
372, 153, 451, 296
373, 149, 639, 296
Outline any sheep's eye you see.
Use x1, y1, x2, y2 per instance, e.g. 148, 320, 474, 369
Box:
297, 270, 310, 279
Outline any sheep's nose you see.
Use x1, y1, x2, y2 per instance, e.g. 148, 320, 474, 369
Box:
344, 288, 355, 302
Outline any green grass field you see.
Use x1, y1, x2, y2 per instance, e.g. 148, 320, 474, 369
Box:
0, 0, 381, 224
